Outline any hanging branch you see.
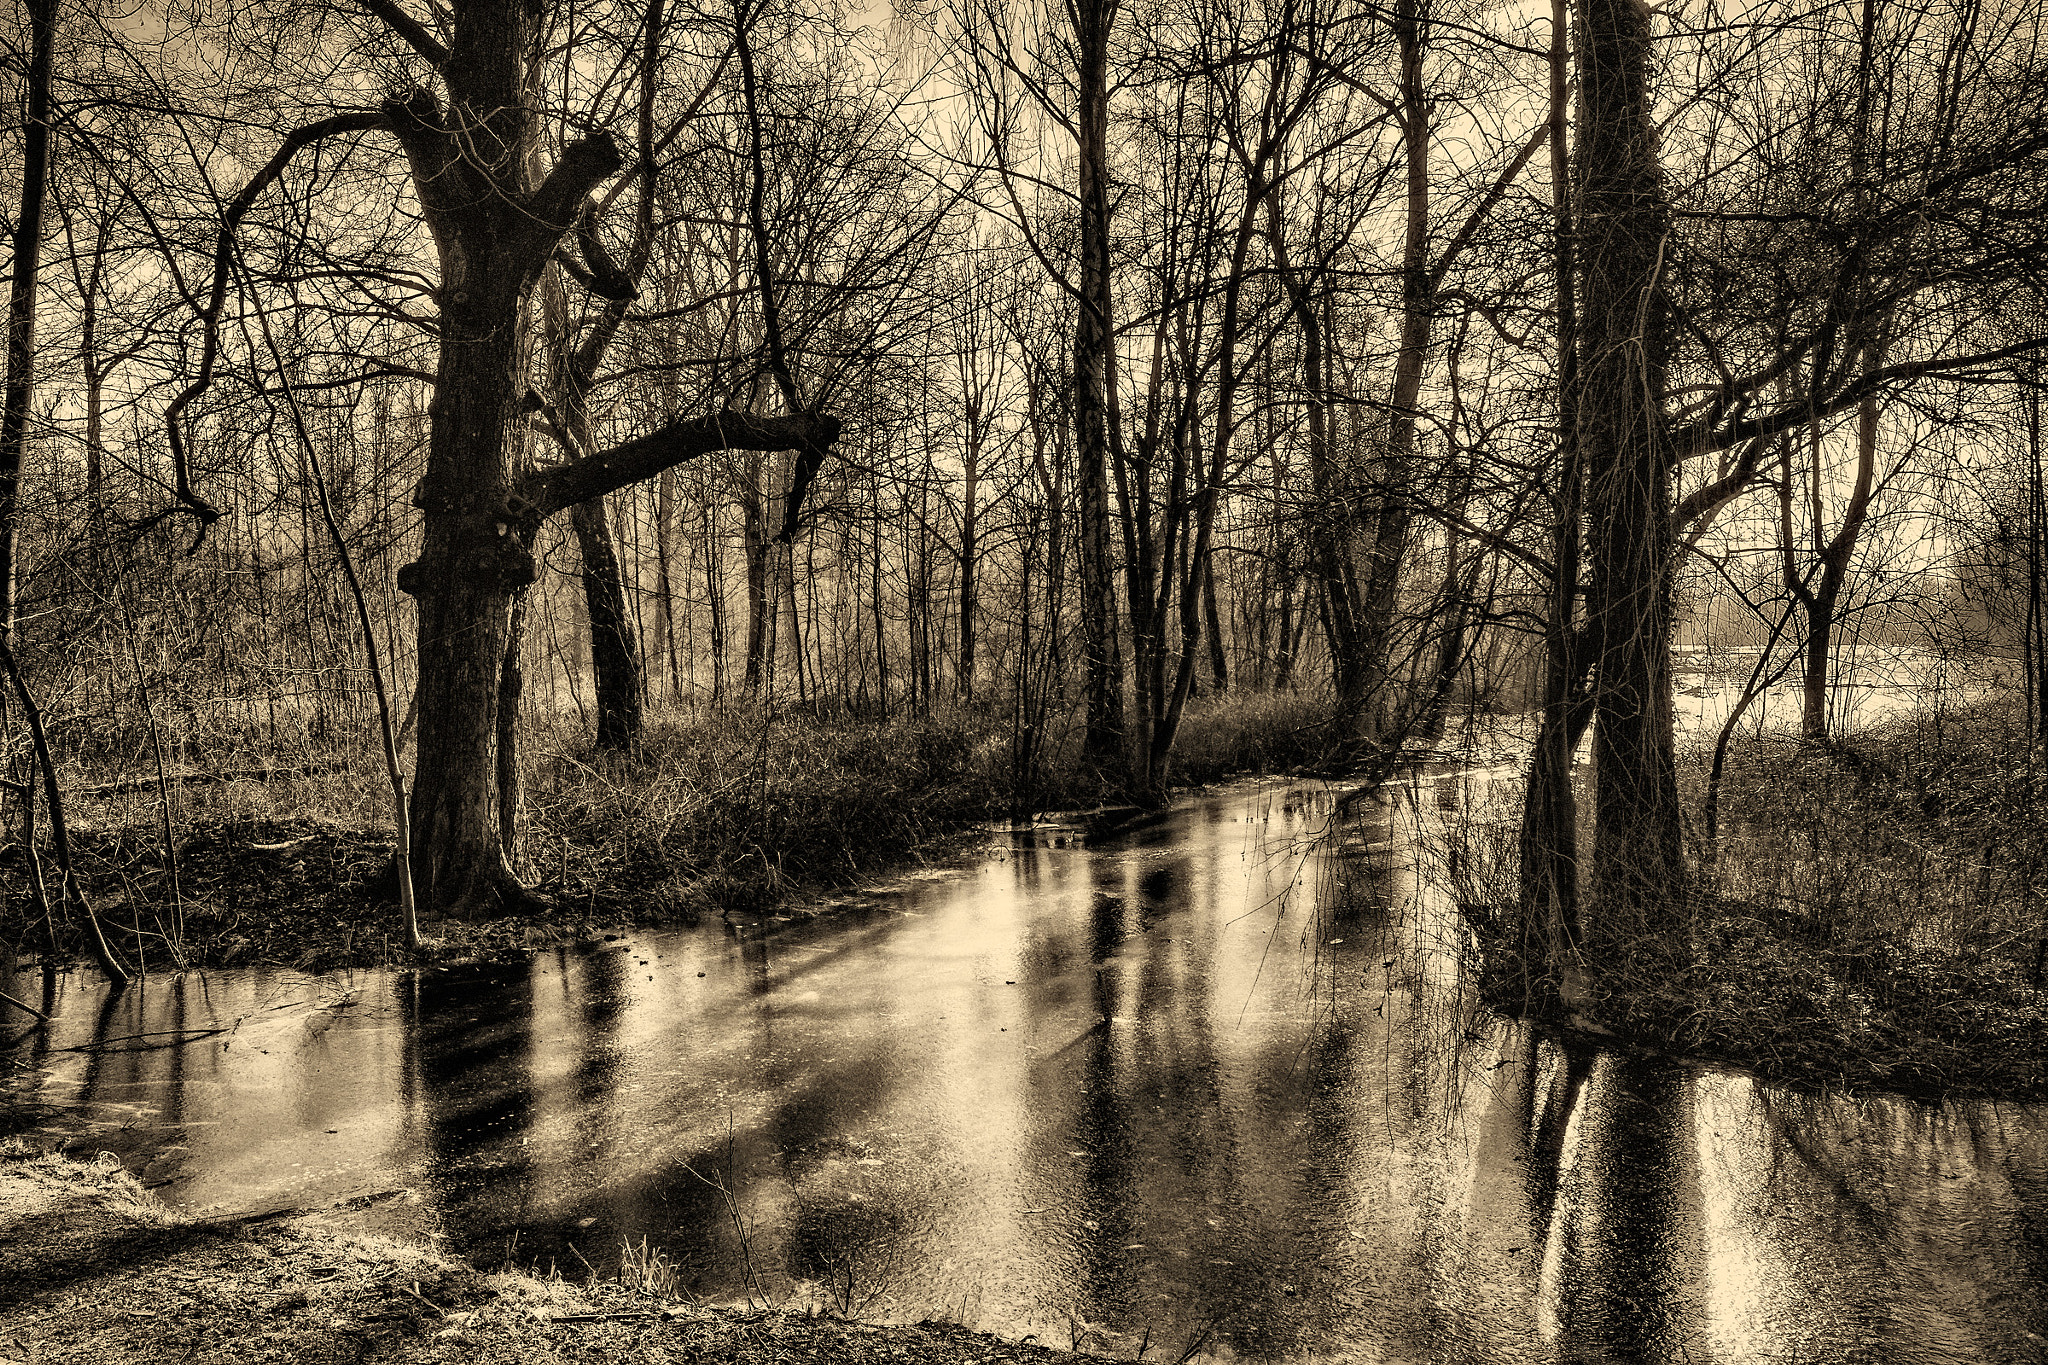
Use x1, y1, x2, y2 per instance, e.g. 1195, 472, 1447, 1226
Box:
163, 111, 389, 547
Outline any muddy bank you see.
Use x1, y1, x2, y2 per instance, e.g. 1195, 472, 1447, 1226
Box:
0, 1144, 1099, 1365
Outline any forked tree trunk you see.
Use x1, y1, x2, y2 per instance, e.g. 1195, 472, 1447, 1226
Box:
1797, 0, 1891, 745
382, 0, 626, 914
1791, 310, 1890, 740
173, 0, 839, 919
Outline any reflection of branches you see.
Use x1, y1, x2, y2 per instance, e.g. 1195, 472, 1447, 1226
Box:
681, 1118, 774, 1309
0, 988, 50, 1022
1749, 1088, 1892, 1242
1172, 1315, 1220, 1364
57, 1027, 226, 1054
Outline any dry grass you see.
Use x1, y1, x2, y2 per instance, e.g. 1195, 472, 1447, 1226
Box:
0, 1145, 1099, 1365
1450, 696, 2048, 1099
4, 692, 1337, 971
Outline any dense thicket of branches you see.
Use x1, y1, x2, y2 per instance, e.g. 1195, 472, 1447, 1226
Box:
1, 0, 2045, 967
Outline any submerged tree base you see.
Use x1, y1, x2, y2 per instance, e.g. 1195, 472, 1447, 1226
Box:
1457, 697, 2048, 1101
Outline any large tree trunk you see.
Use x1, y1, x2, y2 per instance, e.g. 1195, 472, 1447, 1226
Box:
1074, 0, 1127, 772
388, 0, 623, 916
192, 0, 838, 919
1578, 0, 1685, 941
401, 289, 545, 914
0, 0, 55, 635
1345, 0, 1431, 747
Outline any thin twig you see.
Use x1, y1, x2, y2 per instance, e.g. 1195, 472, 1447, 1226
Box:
0, 986, 48, 1022
57, 1027, 226, 1053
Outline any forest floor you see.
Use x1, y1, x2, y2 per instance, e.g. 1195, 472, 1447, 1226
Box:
1463, 695, 2048, 1100
0, 1142, 1099, 1365
1, 694, 1335, 974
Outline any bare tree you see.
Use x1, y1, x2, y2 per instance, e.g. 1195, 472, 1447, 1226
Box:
170, 0, 841, 914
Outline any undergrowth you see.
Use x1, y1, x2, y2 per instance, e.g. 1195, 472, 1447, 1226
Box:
1450, 695, 2048, 1099
2, 691, 1337, 971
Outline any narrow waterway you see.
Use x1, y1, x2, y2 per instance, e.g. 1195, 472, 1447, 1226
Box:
5, 760, 2047, 1362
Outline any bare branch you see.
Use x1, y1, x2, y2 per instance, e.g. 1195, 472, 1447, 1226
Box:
513, 410, 841, 525
165, 111, 390, 545
528, 133, 626, 235
1679, 335, 2048, 456
358, 0, 449, 64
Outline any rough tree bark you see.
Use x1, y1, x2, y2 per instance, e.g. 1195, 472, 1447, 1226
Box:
363, 0, 836, 913
379, 0, 627, 914
0, 0, 56, 634
173, 0, 842, 919
1576, 0, 1685, 938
